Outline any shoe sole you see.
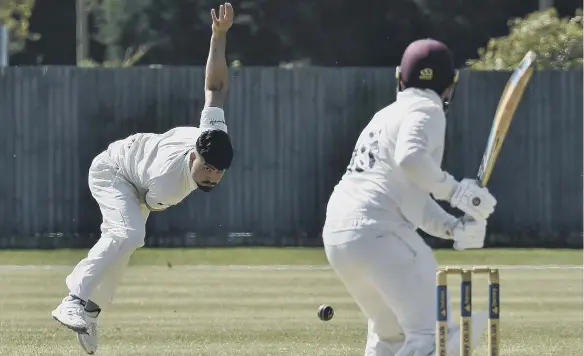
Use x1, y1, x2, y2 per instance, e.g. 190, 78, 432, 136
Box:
77, 334, 96, 355
52, 314, 88, 334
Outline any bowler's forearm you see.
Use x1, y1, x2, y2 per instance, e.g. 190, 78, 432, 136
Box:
205, 33, 228, 94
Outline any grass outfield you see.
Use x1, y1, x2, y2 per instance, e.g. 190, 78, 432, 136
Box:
0, 247, 582, 266
0, 248, 582, 355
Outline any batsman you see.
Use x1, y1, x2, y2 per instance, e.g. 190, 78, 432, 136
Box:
322, 39, 497, 356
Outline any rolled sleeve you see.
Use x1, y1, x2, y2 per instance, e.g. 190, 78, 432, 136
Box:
200, 107, 228, 133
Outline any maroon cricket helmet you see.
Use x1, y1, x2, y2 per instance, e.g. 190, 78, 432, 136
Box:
395, 38, 459, 111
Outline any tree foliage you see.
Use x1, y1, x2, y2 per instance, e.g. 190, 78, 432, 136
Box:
468, 8, 583, 70
12, 0, 584, 66
0, 0, 39, 54
88, 0, 153, 66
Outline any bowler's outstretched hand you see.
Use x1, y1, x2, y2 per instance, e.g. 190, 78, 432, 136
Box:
211, 3, 233, 34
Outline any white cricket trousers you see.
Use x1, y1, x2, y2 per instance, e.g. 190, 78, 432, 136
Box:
65, 151, 149, 310
323, 226, 454, 356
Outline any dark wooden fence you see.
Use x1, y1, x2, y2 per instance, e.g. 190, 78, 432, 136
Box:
0, 66, 581, 249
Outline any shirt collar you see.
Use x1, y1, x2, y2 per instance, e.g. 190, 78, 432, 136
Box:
398, 87, 443, 107
184, 151, 198, 191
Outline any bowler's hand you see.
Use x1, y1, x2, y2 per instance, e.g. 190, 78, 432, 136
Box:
142, 190, 169, 212
211, 3, 233, 34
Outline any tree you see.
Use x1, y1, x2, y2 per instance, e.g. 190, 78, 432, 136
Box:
77, 47, 148, 67
468, 8, 583, 70
87, 0, 153, 66
0, 0, 40, 55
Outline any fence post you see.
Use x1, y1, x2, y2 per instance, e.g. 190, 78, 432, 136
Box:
0, 18, 8, 66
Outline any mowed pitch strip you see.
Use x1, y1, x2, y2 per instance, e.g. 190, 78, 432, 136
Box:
0, 265, 581, 356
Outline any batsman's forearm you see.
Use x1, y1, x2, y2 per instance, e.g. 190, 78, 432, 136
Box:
398, 153, 457, 201
205, 33, 228, 93
419, 197, 459, 239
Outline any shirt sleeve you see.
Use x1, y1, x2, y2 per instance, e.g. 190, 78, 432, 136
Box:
419, 196, 458, 239
394, 109, 458, 201
144, 178, 171, 212
200, 107, 228, 133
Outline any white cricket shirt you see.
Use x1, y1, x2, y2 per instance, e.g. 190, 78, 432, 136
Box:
105, 107, 227, 211
323, 88, 459, 244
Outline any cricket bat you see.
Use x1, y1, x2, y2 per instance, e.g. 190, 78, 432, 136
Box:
475, 51, 537, 188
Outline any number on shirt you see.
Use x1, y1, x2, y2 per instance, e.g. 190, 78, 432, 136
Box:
347, 131, 380, 173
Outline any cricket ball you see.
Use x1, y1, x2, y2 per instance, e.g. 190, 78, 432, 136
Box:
317, 304, 334, 321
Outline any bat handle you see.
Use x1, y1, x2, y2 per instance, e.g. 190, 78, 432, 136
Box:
461, 214, 475, 223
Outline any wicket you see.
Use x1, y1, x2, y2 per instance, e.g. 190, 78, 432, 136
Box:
436, 267, 500, 356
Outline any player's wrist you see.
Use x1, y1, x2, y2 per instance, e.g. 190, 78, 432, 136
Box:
442, 216, 461, 240
212, 29, 228, 37
433, 172, 458, 201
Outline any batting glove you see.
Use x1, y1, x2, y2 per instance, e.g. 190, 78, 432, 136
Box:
450, 178, 497, 220
447, 216, 487, 251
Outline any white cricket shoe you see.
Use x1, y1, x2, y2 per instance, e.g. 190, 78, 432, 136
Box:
446, 310, 489, 356
77, 311, 99, 354
51, 296, 89, 333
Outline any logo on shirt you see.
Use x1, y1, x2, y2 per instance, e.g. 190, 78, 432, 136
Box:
201, 116, 228, 133
419, 68, 433, 80
208, 119, 225, 126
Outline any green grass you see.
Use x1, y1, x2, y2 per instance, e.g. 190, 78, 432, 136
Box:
0, 248, 581, 355
0, 264, 582, 355
0, 247, 581, 266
